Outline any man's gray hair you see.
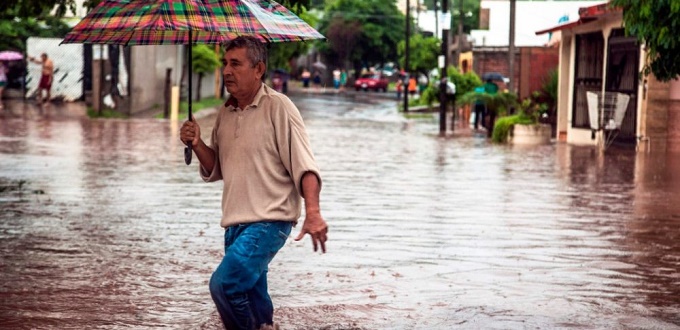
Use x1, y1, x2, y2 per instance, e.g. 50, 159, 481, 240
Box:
223, 36, 267, 68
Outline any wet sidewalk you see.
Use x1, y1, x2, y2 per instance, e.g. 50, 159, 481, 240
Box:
1, 94, 679, 329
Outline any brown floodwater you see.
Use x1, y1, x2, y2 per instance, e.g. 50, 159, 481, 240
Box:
1, 96, 679, 329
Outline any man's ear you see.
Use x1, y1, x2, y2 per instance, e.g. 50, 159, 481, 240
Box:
255, 61, 266, 80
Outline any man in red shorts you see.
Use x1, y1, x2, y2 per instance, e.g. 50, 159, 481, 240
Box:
29, 53, 54, 104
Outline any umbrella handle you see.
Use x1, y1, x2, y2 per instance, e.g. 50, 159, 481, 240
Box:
184, 145, 192, 165
185, 29, 193, 166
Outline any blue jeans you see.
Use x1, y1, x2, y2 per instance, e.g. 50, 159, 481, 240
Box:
209, 221, 292, 330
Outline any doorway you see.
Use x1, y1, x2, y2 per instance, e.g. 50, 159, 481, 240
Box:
605, 29, 639, 145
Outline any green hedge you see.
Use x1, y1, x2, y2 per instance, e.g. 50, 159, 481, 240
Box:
491, 114, 534, 143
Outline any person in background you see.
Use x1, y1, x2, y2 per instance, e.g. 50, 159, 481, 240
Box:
281, 72, 288, 94
408, 75, 417, 96
445, 77, 457, 124
301, 69, 311, 89
473, 86, 486, 130
0, 61, 7, 110
418, 74, 428, 94
28, 53, 54, 104
179, 36, 328, 330
271, 72, 283, 92
312, 70, 322, 91
332, 68, 341, 90
339, 69, 347, 93
483, 78, 499, 95
483, 79, 499, 136
395, 78, 403, 100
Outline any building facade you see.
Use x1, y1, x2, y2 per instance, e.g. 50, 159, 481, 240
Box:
537, 2, 680, 153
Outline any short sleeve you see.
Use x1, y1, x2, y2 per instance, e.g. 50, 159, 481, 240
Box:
272, 96, 321, 195
200, 109, 223, 182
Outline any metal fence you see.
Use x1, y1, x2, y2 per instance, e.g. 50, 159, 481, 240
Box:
24, 37, 129, 105
26, 37, 84, 101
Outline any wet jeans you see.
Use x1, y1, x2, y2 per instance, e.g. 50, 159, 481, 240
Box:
209, 221, 292, 330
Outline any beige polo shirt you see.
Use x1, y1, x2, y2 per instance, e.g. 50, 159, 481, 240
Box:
200, 83, 321, 228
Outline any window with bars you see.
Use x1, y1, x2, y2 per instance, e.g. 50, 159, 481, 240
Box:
572, 32, 604, 129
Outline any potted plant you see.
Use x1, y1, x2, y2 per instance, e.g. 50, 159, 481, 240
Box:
492, 93, 552, 145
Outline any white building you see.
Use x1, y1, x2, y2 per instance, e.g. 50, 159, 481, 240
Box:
470, 0, 606, 47
416, 10, 452, 39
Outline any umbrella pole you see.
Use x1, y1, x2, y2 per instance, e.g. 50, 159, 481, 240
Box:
184, 30, 193, 165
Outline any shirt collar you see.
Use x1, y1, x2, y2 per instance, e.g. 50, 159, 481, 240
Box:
225, 83, 269, 112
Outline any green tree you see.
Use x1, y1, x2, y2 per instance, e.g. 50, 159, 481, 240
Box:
0, 17, 71, 52
319, 0, 405, 73
324, 16, 362, 70
191, 45, 221, 101
422, 0, 480, 33
397, 34, 440, 76
308, 0, 326, 10
0, 0, 76, 19
447, 65, 481, 97
0, 0, 75, 52
611, 0, 680, 81
267, 4, 318, 73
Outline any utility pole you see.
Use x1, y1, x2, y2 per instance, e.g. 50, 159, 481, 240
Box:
440, 29, 449, 135
508, 0, 516, 92
404, 0, 410, 113
455, 0, 464, 67
439, 0, 450, 135
434, 0, 438, 39
98, 45, 104, 116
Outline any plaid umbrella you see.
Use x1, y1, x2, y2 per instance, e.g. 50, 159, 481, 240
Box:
62, 0, 324, 164
62, 0, 324, 45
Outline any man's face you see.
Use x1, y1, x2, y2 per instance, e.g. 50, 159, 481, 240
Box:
41, 54, 47, 61
222, 47, 263, 97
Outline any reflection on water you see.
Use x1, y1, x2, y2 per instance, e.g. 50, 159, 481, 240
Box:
1, 96, 679, 329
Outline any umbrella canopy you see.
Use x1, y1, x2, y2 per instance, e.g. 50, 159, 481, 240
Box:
62, 0, 324, 165
0, 51, 24, 61
481, 72, 507, 82
311, 61, 326, 71
62, 0, 324, 45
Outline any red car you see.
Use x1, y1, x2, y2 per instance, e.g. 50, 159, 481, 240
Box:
354, 73, 388, 92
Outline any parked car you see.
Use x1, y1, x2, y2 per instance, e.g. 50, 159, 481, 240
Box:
377, 62, 397, 77
354, 73, 388, 92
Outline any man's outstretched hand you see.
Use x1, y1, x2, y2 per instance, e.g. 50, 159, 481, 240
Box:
294, 211, 328, 253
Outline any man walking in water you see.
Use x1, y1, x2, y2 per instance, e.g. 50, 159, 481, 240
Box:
28, 53, 54, 104
180, 36, 328, 330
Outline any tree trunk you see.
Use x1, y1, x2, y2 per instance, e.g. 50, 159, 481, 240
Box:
456, 0, 464, 67
196, 73, 203, 101
508, 0, 516, 92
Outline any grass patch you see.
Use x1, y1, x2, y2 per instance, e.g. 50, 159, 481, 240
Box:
403, 112, 435, 119
159, 97, 225, 120
397, 97, 437, 111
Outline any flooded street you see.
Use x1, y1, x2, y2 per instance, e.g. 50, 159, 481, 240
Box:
1, 95, 679, 329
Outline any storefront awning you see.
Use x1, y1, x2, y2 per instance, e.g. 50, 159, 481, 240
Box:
535, 17, 596, 35
536, 2, 619, 35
